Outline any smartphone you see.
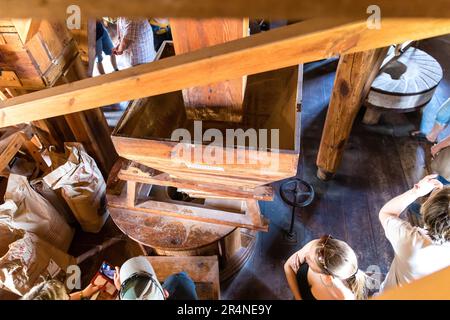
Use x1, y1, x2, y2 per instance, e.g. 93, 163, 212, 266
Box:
99, 261, 115, 280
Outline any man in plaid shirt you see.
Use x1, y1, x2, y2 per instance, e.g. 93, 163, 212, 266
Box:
113, 18, 156, 66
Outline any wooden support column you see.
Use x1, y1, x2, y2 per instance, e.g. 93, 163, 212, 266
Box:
316, 47, 389, 180
60, 57, 118, 176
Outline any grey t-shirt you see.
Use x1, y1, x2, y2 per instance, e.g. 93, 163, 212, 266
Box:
380, 216, 450, 293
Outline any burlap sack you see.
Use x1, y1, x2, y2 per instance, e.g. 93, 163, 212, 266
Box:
30, 178, 76, 226
431, 146, 450, 181
0, 224, 75, 296
43, 143, 109, 233
0, 174, 74, 252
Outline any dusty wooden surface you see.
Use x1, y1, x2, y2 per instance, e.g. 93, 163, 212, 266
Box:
109, 206, 238, 250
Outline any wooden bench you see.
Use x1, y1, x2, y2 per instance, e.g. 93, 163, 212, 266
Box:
146, 256, 220, 300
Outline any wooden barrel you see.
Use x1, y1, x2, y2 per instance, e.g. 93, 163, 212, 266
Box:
365, 47, 443, 112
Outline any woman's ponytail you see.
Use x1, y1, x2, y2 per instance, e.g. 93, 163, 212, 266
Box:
346, 270, 368, 300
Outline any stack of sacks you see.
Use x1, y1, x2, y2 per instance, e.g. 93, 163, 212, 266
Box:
43, 143, 109, 233
0, 222, 75, 296
0, 174, 74, 252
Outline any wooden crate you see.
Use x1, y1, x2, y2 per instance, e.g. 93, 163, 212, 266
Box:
0, 19, 78, 90
112, 42, 301, 190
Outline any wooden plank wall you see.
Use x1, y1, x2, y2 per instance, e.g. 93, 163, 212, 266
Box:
170, 18, 249, 122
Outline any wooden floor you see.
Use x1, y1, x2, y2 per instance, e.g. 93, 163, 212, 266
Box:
221, 35, 450, 299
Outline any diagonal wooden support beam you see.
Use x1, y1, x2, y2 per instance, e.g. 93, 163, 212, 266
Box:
1, 0, 449, 19
316, 47, 389, 180
0, 18, 450, 128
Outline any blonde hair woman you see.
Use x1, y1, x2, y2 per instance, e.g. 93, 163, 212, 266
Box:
284, 235, 367, 300
21, 280, 101, 300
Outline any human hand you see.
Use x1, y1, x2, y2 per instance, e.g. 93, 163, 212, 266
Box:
114, 266, 121, 290
163, 289, 169, 299
112, 45, 123, 55
82, 283, 102, 298
431, 143, 443, 157
412, 174, 444, 197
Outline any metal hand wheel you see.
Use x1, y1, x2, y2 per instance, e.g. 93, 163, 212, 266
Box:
280, 178, 315, 241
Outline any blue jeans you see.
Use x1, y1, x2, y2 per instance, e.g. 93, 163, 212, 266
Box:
162, 272, 198, 300
435, 98, 450, 127
409, 175, 449, 216
420, 98, 450, 133
96, 26, 114, 63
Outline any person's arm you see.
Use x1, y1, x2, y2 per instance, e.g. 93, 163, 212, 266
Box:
283, 240, 316, 300
115, 38, 131, 55
284, 263, 302, 300
114, 19, 135, 55
114, 266, 121, 291
431, 134, 450, 157
378, 174, 444, 227
69, 284, 101, 300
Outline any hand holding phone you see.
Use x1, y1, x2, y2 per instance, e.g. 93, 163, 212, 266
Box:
100, 262, 116, 280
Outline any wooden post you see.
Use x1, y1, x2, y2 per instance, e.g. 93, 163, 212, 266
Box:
61, 57, 118, 175
316, 47, 388, 180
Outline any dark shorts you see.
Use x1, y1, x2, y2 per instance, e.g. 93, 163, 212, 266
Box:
162, 272, 198, 300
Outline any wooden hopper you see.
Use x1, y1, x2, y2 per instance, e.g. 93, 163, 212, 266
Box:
112, 42, 301, 191
108, 41, 301, 239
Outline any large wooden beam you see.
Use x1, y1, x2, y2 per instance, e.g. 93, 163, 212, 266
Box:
1, 0, 449, 19
316, 47, 389, 180
1, 18, 450, 128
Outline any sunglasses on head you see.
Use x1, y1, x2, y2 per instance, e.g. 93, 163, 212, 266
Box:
317, 234, 333, 275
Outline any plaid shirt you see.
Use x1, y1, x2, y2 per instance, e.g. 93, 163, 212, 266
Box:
117, 18, 155, 66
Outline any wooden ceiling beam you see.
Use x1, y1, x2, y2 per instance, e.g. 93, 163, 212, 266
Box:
1, 18, 450, 127
1, 0, 449, 19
